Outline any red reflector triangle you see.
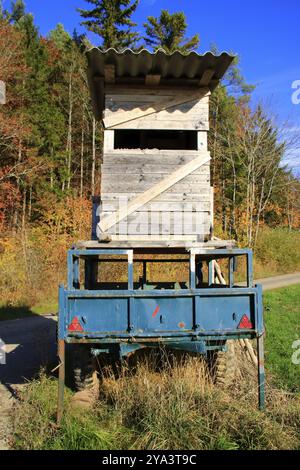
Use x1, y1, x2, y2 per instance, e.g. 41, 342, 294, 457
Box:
238, 314, 253, 329
68, 316, 84, 332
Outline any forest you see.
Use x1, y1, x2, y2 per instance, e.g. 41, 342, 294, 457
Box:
0, 0, 299, 307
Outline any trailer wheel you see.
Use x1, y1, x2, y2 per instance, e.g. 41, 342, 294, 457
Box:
209, 340, 237, 387
72, 344, 98, 392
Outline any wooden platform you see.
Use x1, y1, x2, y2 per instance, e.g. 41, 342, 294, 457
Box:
74, 239, 236, 251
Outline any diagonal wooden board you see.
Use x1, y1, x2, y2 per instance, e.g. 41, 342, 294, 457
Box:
103, 87, 210, 129
98, 152, 211, 234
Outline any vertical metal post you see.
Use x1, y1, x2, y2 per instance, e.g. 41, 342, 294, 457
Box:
257, 335, 265, 410
73, 256, 80, 289
247, 251, 253, 288
208, 259, 214, 286
142, 261, 147, 289
228, 257, 234, 288
57, 339, 65, 425
67, 251, 73, 289
190, 252, 196, 289
128, 250, 133, 290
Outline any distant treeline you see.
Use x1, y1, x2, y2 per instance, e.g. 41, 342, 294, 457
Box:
0, 1, 299, 247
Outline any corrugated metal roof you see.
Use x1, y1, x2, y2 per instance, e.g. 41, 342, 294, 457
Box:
87, 48, 235, 120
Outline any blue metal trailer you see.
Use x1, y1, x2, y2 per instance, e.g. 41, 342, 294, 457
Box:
56, 47, 265, 422
57, 246, 265, 421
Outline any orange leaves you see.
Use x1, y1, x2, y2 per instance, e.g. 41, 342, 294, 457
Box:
35, 195, 92, 241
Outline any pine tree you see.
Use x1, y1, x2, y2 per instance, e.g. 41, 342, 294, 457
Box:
143, 10, 199, 54
78, 0, 140, 50
11, 0, 26, 22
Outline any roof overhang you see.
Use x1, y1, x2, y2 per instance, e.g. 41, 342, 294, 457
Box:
87, 48, 235, 120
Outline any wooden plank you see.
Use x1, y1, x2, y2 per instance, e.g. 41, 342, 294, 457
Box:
145, 74, 161, 86
103, 130, 114, 152
108, 225, 210, 236
109, 235, 201, 241
101, 163, 210, 175
99, 153, 211, 233
75, 239, 236, 249
105, 87, 211, 97
104, 64, 115, 84
210, 186, 214, 233
110, 118, 209, 131
198, 69, 215, 87
101, 174, 210, 193
102, 211, 210, 223
103, 88, 209, 129
197, 132, 207, 151
103, 150, 207, 164
102, 182, 211, 194
100, 192, 212, 202
101, 202, 211, 212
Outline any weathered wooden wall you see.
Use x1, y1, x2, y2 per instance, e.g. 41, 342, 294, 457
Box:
100, 87, 213, 241
104, 88, 209, 130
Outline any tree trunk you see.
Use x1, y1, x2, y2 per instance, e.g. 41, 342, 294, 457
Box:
66, 68, 73, 191
80, 125, 84, 198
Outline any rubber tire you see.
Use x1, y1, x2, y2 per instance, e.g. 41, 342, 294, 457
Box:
209, 340, 237, 387
72, 344, 98, 392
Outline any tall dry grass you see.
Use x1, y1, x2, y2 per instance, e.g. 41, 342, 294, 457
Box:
14, 349, 300, 450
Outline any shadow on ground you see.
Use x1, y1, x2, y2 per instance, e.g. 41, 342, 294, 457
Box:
0, 305, 37, 322
0, 314, 57, 388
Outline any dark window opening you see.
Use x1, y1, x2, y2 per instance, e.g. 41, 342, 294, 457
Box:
114, 130, 197, 150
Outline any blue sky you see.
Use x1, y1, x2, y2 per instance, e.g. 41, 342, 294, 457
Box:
3, 0, 300, 170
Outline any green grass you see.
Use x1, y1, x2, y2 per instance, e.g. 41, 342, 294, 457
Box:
0, 301, 58, 321
264, 284, 300, 393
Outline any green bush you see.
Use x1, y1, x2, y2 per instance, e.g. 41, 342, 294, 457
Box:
254, 228, 300, 276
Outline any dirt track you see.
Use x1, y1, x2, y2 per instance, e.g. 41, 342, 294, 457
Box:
0, 273, 299, 449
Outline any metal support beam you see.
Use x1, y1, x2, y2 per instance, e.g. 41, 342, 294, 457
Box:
73, 256, 80, 289
228, 257, 234, 288
257, 334, 265, 410
247, 252, 253, 287
128, 250, 133, 289
208, 259, 214, 286
57, 339, 65, 425
190, 253, 196, 289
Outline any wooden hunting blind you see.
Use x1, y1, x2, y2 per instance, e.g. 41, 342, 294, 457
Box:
87, 48, 234, 244
57, 50, 266, 424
